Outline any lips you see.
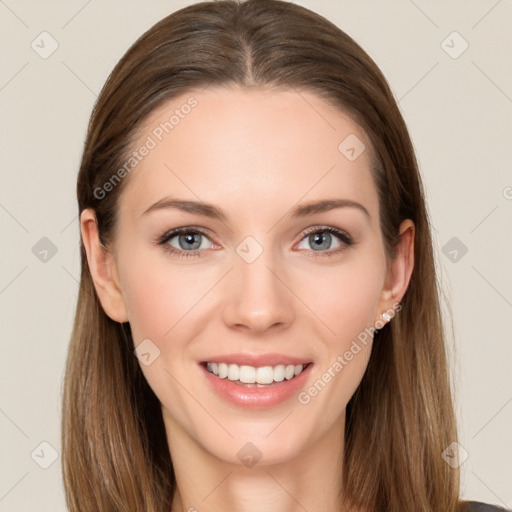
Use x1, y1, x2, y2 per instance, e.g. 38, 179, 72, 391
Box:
199, 353, 313, 409
205, 361, 308, 385
200, 353, 311, 367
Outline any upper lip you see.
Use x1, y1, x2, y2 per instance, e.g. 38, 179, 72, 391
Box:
200, 353, 312, 367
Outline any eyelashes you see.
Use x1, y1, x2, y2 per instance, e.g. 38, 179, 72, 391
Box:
156, 225, 354, 259
298, 226, 353, 255
156, 227, 213, 259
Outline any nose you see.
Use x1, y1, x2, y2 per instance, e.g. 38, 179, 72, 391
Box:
221, 246, 295, 335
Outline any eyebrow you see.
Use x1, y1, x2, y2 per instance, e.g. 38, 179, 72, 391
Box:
141, 196, 370, 221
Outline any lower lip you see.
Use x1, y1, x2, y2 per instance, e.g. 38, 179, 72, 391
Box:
200, 363, 313, 409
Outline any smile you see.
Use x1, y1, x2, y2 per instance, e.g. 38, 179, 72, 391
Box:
200, 357, 313, 409
205, 362, 307, 386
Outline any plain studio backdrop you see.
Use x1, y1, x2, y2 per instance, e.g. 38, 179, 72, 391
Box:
0, 1, 511, 510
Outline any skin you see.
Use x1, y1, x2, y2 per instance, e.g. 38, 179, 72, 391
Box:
81, 85, 414, 512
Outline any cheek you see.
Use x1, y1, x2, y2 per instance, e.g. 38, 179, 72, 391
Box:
296, 264, 379, 423
294, 252, 383, 406
121, 239, 385, 353
301, 256, 384, 342
119, 247, 217, 344
122, 273, 173, 345
118, 249, 213, 419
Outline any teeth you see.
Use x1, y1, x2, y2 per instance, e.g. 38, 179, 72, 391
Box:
239, 365, 256, 383
273, 364, 285, 382
227, 364, 239, 381
256, 366, 274, 384
206, 362, 306, 384
218, 363, 228, 379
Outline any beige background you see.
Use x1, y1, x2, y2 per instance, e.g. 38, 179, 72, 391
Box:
1, 1, 511, 510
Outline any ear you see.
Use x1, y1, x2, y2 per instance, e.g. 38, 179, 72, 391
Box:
80, 208, 129, 323
375, 219, 415, 323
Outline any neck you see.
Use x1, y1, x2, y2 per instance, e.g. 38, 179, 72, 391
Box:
166, 411, 350, 512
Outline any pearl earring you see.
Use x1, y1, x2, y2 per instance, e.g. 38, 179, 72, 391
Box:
375, 311, 392, 336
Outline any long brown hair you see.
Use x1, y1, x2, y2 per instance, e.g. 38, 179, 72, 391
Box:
62, 1, 468, 510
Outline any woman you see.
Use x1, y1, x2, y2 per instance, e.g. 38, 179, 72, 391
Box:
61, 1, 508, 510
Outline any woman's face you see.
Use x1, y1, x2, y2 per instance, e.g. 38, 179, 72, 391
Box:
88, 86, 412, 466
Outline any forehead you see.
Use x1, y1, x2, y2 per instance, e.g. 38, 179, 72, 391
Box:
119, 86, 379, 224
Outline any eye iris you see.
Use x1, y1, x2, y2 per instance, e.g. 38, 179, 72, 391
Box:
179, 233, 201, 250
310, 232, 331, 251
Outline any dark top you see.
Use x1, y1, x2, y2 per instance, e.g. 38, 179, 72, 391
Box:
467, 501, 511, 512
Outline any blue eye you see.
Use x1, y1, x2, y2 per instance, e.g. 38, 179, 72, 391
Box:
156, 226, 353, 259
170, 232, 208, 251
296, 227, 353, 255
158, 228, 215, 258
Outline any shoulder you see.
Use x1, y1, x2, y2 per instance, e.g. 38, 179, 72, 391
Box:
466, 501, 511, 512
